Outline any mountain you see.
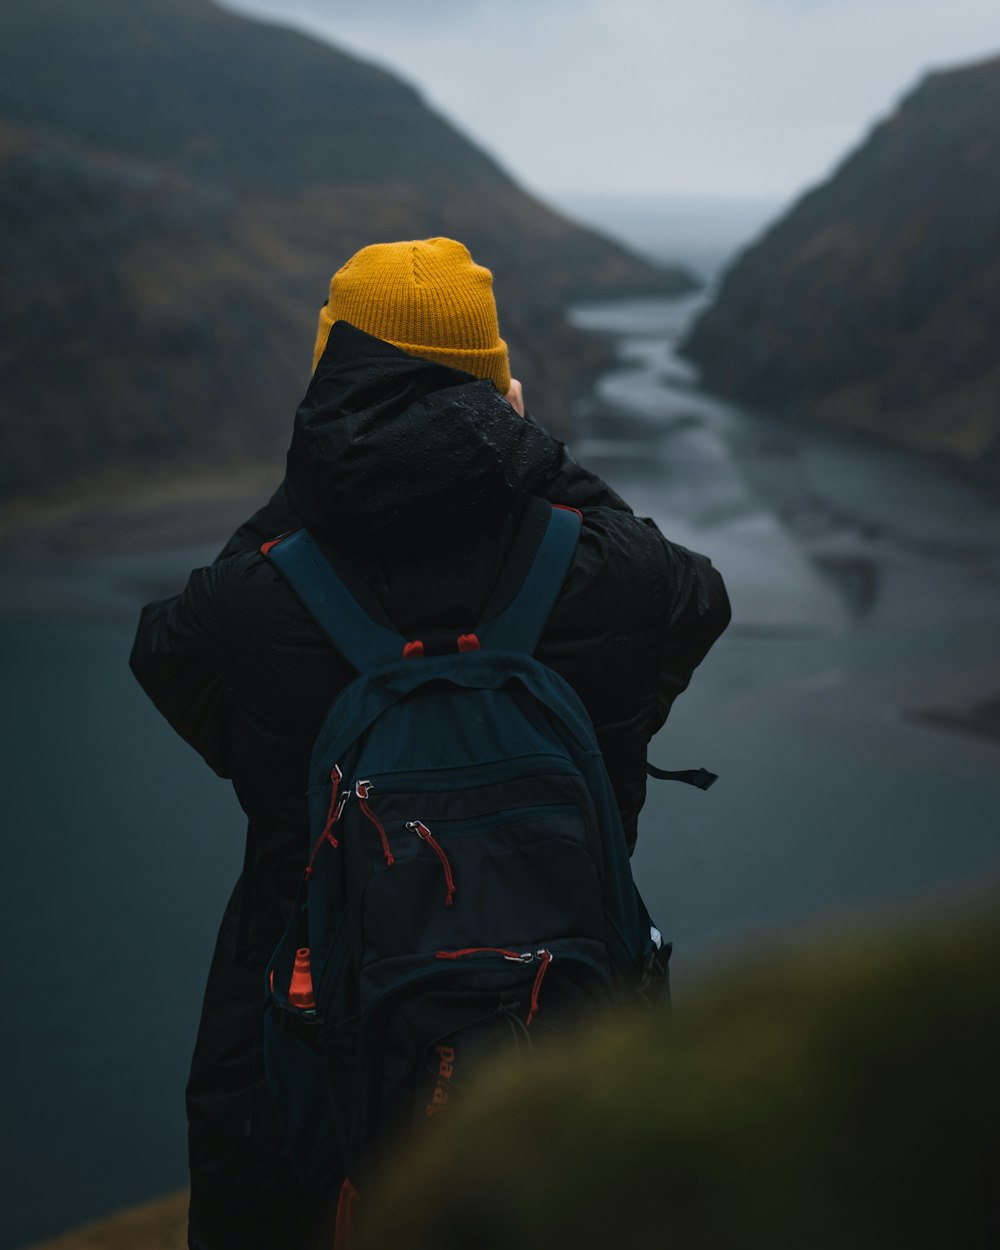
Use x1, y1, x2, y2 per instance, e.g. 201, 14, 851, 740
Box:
0, 0, 695, 517
680, 54, 1000, 481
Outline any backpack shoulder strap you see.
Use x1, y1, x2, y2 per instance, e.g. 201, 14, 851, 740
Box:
263, 529, 405, 672
264, 499, 581, 667
477, 501, 582, 654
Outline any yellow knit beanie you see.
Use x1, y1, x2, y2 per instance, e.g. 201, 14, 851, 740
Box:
311, 237, 511, 393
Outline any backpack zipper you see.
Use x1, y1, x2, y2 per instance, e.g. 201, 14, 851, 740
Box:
435, 946, 535, 963
406, 821, 456, 906
346, 757, 579, 797
356, 779, 395, 865
434, 946, 553, 1025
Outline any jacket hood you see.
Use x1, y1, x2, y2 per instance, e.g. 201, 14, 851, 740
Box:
285, 322, 562, 557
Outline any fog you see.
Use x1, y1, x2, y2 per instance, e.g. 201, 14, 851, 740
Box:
220, 0, 1000, 198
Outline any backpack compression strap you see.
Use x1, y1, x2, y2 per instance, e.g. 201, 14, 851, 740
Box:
264, 529, 407, 672
646, 762, 718, 789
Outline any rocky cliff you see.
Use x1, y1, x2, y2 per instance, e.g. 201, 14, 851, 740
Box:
0, 0, 695, 516
681, 54, 1000, 478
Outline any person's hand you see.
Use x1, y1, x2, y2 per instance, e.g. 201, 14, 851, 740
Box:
504, 378, 525, 416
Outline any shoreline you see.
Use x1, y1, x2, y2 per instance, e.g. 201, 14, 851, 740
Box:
0, 464, 279, 552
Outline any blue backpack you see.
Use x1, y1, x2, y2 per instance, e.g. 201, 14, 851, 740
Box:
262, 497, 672, 1204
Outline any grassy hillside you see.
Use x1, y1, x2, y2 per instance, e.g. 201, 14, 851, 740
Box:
29, 893, 998, 1249
361, 895, 1000, 1249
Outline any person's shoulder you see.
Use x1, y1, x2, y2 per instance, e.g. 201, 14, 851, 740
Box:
545, 507, 666, 642
575, 506, 672, 586
564, 504, 729, 638
196, 547, 299, 631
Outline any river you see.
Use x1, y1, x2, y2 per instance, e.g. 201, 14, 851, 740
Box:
3, 282, 1000, 1248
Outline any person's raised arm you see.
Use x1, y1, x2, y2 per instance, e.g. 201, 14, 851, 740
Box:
130, 559, 239, 777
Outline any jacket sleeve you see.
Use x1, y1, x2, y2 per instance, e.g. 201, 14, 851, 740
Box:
649, 526, 731, 730
129, 560, 235, 777
531, 430, 635, 514
613, 526, 729, 848
596, 518, 730, 851
535, 434, 731, 725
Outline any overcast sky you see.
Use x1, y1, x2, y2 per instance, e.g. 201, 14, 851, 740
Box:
219, 0, 999, 202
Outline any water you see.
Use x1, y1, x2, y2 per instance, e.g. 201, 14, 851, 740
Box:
0, 621, 245, 1250
4, 270, 1000, 1247
565, 290, 1000, 964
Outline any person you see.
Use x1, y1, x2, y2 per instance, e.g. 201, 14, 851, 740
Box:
130, 236, 731, 1250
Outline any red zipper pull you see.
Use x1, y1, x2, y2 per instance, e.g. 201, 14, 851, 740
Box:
357, 780, 394, 865
305, 764, 345, 880
407, 821, 456, 906
526, 949, 553, 1027
322, 765, 344, 839
435, 945, 548, 1023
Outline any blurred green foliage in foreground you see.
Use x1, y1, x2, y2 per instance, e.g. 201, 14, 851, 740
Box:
359, 894, 999, 1249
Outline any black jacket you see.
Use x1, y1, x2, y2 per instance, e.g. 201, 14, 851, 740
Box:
130, 322, 730, 1250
